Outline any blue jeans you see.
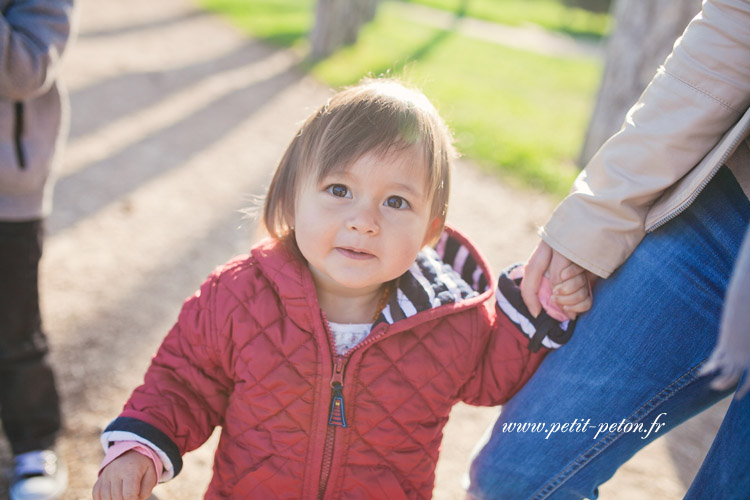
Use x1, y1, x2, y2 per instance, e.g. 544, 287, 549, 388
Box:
467, 166, 750, 500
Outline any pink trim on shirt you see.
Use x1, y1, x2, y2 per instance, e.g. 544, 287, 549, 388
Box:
99, 440, 164, 483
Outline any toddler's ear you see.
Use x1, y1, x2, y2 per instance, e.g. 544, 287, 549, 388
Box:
285, 207, 296, 230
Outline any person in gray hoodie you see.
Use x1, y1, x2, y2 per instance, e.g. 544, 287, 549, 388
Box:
0, 1, 76, 499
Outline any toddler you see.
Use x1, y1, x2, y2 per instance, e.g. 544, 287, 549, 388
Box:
92, 80, 590, 500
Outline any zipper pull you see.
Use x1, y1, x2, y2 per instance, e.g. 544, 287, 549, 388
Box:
328, 356, 347, 427
328, 383, 347, 427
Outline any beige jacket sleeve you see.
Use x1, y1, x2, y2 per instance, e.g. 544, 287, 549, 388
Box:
541, 0, 750, 278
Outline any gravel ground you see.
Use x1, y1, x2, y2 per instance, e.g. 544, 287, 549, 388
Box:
0, 0, 729, 498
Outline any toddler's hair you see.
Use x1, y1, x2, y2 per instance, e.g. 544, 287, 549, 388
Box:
263, 78, 456, 242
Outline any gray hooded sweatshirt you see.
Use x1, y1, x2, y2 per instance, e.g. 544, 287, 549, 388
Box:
0, 0, 75, 220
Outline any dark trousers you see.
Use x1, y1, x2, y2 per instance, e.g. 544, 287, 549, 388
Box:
0, 220, 61, 454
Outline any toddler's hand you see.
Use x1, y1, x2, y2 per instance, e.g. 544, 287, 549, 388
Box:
92, 450, 157, 500
551, 263, 595, 320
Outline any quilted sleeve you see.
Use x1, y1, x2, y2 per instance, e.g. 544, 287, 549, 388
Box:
101, 273, 234, 480
458, 308, 547, 406
458, 264, 574, 406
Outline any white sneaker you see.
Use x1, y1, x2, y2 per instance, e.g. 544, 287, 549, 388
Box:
8, 450, 67, 500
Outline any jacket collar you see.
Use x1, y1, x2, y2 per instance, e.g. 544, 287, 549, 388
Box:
251, 226, 493, 330
374, 228, 490, 326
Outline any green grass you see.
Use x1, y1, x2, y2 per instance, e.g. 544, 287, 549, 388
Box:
311, 5, 599, 194
405, 0, 612, 39
197, 0, 602, 196
200, 0, 314, 47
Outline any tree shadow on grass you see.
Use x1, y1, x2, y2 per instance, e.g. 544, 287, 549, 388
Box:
306, 21, 456, 85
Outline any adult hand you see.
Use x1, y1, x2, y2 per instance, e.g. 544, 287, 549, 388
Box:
522, 240, 593, 320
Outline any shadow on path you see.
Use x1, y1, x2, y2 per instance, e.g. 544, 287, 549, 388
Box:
69, 40, 283, 141
54, 48, 302, 236
77, 8, 211, 40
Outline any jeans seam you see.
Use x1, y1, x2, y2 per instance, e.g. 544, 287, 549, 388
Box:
528, 360, 707, 500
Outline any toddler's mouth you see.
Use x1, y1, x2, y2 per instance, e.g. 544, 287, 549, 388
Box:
336, 247, 375, 260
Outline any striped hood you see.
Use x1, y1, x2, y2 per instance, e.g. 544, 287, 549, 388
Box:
374, 228, 491, 326
371, 227, 574, 351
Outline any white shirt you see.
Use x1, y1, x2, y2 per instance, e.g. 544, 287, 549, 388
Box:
328, 322, 373, 355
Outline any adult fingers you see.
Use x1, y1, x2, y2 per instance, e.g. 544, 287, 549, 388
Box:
547, 251, 575, 287
563, 296, 593, 315
552, 287, 589, 306
558, 265, 598, 316
552, 273, 587, 296
521, 241, 552, 317
558, 262, 586, 282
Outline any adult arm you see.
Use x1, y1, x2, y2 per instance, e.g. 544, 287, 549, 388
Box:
522, 0, 750, 315
0, 0, 76, 99
543, 0, 750, 279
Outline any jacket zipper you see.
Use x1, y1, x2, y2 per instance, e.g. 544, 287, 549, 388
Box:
316, 318, 391, 498
13, 102, 26, 169
647, 125, 749, 232
318, 355, 346, 499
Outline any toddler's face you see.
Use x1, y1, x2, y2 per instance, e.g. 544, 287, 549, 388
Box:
293, 148, 437, 299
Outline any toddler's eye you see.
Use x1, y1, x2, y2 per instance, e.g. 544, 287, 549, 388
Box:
385, 196, 410, 210
327, 184, 350, 198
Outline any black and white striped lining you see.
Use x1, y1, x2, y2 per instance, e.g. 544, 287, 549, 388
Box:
435, 231, 489, 293
369, 233, 574, 352
373, 233, 485, 326
496, 264, 575, 352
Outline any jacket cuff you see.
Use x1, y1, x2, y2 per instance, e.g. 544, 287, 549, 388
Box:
101, 417, 182, 480
99, 441, 165, 483
495, 264, 575, 352
540, 206, 641, 279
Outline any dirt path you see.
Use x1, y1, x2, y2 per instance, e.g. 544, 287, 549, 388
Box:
0, 0, 729, 498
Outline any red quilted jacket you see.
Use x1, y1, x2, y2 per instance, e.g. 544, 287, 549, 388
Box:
102, 228, 548, 499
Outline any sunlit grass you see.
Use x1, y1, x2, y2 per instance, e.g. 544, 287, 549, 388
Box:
200, 0, 314, 47
405, 0, 611, 39
196, 0, 603, 196
311, 5, 599, 194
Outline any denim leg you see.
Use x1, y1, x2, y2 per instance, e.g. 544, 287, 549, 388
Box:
466, 167, 750, 500
0, 220, 62, 454
683, 377, 750, 500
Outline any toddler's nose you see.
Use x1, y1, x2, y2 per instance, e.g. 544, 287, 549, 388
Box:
347, 206, 379, 235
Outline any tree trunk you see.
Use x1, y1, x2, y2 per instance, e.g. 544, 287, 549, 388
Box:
578, 0, 701, 167
310, 0, 381, 60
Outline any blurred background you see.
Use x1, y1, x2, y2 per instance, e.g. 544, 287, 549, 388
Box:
2, 0, 728, 499
199, 0, 700, 196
